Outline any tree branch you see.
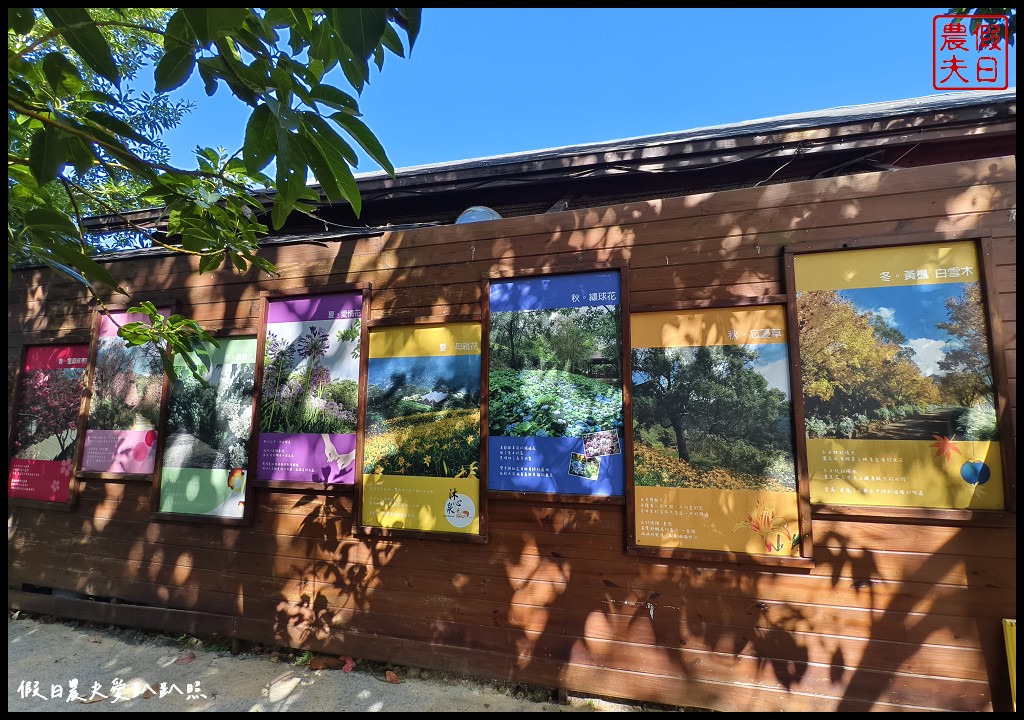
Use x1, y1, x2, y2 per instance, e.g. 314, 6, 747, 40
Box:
9, 98, 257, 196
64, 177, 218, 257
12, 19, 166, 61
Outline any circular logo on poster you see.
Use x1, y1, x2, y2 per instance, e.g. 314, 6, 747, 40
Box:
444, 493, 476, 528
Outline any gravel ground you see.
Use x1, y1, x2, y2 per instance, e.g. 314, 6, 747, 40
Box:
8, 612, 695, 713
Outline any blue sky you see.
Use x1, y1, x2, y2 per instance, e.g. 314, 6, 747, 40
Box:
368, 355, 481, 395
840, 284, 970, 377
160, 8, 1017, 174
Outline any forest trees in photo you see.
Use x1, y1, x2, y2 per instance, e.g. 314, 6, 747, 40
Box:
631, 344, 796, 491
488, 304, 624, 439
797, 282, 997, 441
88, 338, 164, 431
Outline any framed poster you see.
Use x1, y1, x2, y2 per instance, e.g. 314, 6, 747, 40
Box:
256, 290, 364, 485
8, 344, 89, 505
486, 270, 626, 497
361, 322, 484, 537
156, 337, 257, 521
789, 239, 1005, 511
79, 307, 169, 476
630, 306, 802, 557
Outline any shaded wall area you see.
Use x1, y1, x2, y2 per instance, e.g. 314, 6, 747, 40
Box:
9, 156, 1017, 712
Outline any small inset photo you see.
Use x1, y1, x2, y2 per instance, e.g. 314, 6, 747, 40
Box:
568, 452, 600, 480
582, 429, 621, 458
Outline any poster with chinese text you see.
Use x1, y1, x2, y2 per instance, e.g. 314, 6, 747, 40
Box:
81, 309, 168, 474
793, 241, 1004, 509
8, 344, 89, 503
631, 307, 800, 555
361, 323, 482, 535
159, 338, 257, 519
257, 293, 361, 484
488, 271, 625, 496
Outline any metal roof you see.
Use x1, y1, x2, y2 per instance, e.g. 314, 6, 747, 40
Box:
352, 89, 1017, 182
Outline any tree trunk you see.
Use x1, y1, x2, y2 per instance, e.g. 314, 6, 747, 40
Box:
670, 415, 690, 462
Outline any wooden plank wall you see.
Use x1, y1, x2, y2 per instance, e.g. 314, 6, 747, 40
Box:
8, 156, 1017, 712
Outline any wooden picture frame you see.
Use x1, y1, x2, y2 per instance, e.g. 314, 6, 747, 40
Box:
483, 263, 629, 505
75, 303, 173, 482
7, 342, 91, 511
356, 314, 487, 543
625, 295, 813, 567
783, 231, 1015, 525
150, 329, 260, 526
250, 284, 370, 493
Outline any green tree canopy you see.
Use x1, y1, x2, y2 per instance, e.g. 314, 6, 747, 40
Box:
631, 344, 790, 462
797, 290, 938, 423
947, 7, 1016, 45
9, 8, 421, 378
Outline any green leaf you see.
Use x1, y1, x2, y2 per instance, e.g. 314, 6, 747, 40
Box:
41, 52, 83, 94
209, 8, 250, 36
308, 19, 335, 67
309, 84, 360, 113
42, 8, 120, 86
198, 252, 224, 273
307, 58, 325, 82
36, 255, 97, 293
83, 110, 153, 144
164, 9, 195, 49
229, 250, 248, 272
302, 112, 357, 164
337, 51, 368, 94
78, 90, 119, 105
9, 7, 35, 34
380, 23, 405, 58
181, 8, 212, 46
28, 125, 66, 184
181, 8, 249, 45
398, 8, 421, 51
271, 128, 303, 230
61, 136, 95, 174
154, 45, 197, 92
296, 117, 361, 216
197, 58, 219, 96
24, 208, 79, 235
264, 8, 293, 28
292, 134, 343, 203
331, 111, 394, 175
328, 8, 387, 64
34, 237, 128, 295
243, 104, 276, 173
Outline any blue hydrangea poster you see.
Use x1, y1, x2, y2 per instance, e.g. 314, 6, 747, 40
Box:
487, 271, 625, 496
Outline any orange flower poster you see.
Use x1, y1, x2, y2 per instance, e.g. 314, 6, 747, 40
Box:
361, 323, 482, 536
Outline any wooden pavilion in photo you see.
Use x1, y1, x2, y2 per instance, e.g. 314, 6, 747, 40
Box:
7, 89, 1017, 712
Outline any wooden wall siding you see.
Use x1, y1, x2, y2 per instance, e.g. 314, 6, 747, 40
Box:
8, 155, 1017, 713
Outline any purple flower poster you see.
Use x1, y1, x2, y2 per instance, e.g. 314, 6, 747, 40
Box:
487, 271, 625, 496
257, 292, 362, 484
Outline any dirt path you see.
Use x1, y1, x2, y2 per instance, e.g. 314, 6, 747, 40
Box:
858, 407, 961, 440
8, 612, 688, 713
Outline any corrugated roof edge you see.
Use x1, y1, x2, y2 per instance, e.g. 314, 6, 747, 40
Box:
78, 88, 1016, 227
352, 88, 1017, 181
